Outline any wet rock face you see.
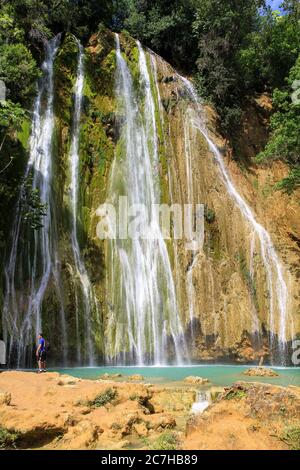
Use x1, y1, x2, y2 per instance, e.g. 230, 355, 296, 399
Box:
183, 376, 209, 385
152, 52, 300, 363
2, 28, 300, 365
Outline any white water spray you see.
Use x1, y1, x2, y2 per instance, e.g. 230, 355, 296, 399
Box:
3, 36, 67, 365
179, 75, 289, 363
105, 35, 187, 365
69, 39, 98, 365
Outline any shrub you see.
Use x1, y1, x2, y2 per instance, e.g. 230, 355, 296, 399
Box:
281, 426, 300, 450
224, 389, 247, 400
88, 388, 117, 408
0, 427, 20, 449
150, 432, 178, 450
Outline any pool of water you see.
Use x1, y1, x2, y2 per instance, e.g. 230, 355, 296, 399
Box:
50, 365, 300, 388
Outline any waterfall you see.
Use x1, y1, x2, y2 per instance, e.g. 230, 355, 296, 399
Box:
191, 390, 211, 414
68, 39, 97, 365
3, 36, 67, 366
178, 75, 290, 364
105, 34, 187, 365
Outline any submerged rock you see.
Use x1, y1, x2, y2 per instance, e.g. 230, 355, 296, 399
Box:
184, 376, 209, 385
243, 367, 279, 377
101, 373, 123, 380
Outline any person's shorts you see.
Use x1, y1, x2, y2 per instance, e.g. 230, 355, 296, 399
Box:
38, 351, 47, 361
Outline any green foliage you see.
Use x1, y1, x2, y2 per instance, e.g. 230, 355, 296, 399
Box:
88, 388, 117, 408
275, 168, 300, 194
224, 389, 247, 400
192, 0, 264, 133
258, 54, 300, 191
238, 7, 300, 91
115, 0, 198, 71
204, 205, 215, 224
262, 56, 300, 163
0, 427, 20, 449
21, 175, 47, 230
0, 4, 24, 43
0, 43, 40, 103
150, 432, 178, 450
280, 426, 300, 450
4, 0, 115, 42
0, 100, 25, 132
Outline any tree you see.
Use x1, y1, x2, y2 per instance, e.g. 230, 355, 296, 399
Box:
0, 100, 25, 156
21, 174, 47, 230
258, 54, 300, 192
0, 43, 40, 103
114, 0, 198, 70
192, 0, 265, 133
238, 7, 300, 91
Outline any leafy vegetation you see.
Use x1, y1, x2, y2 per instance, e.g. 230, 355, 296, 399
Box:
150, 431, 178, 450
116, 1, 300, 190
0, 427, 20, 449
224, 389, 247, 400
280, 426, 300, 450
0, 0, 299, 257
204, 205, 216, 224
258, 53, 300, 192
21, 175, 47, 230
88, 388, 118, 408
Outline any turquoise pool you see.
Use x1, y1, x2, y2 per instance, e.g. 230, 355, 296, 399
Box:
50, 365, 300, 388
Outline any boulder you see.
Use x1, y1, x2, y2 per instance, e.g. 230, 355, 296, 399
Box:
184, 376, 209, 385
101, 373, 110, 380
101, 373, 122, 380
57, 375, 81, 386
243, 367, 279, 377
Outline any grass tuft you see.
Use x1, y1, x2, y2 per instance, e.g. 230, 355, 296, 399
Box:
88, 388, 117, 408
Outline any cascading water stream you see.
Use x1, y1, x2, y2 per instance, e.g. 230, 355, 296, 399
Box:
68, 39, 97, 365
183, 112, 200, 337
3, 36, 67, 366
105, 35, 187, 365
178, 75, 290, 364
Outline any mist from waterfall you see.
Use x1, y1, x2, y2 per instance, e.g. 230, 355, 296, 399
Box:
68, 39, 99, 365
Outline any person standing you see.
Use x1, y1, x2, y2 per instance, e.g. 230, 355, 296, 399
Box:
36, 333, 47, 373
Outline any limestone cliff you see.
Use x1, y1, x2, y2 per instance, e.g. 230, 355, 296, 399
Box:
1, 29, 299, 365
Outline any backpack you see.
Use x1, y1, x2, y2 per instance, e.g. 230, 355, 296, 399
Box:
44, 340, 50, 352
